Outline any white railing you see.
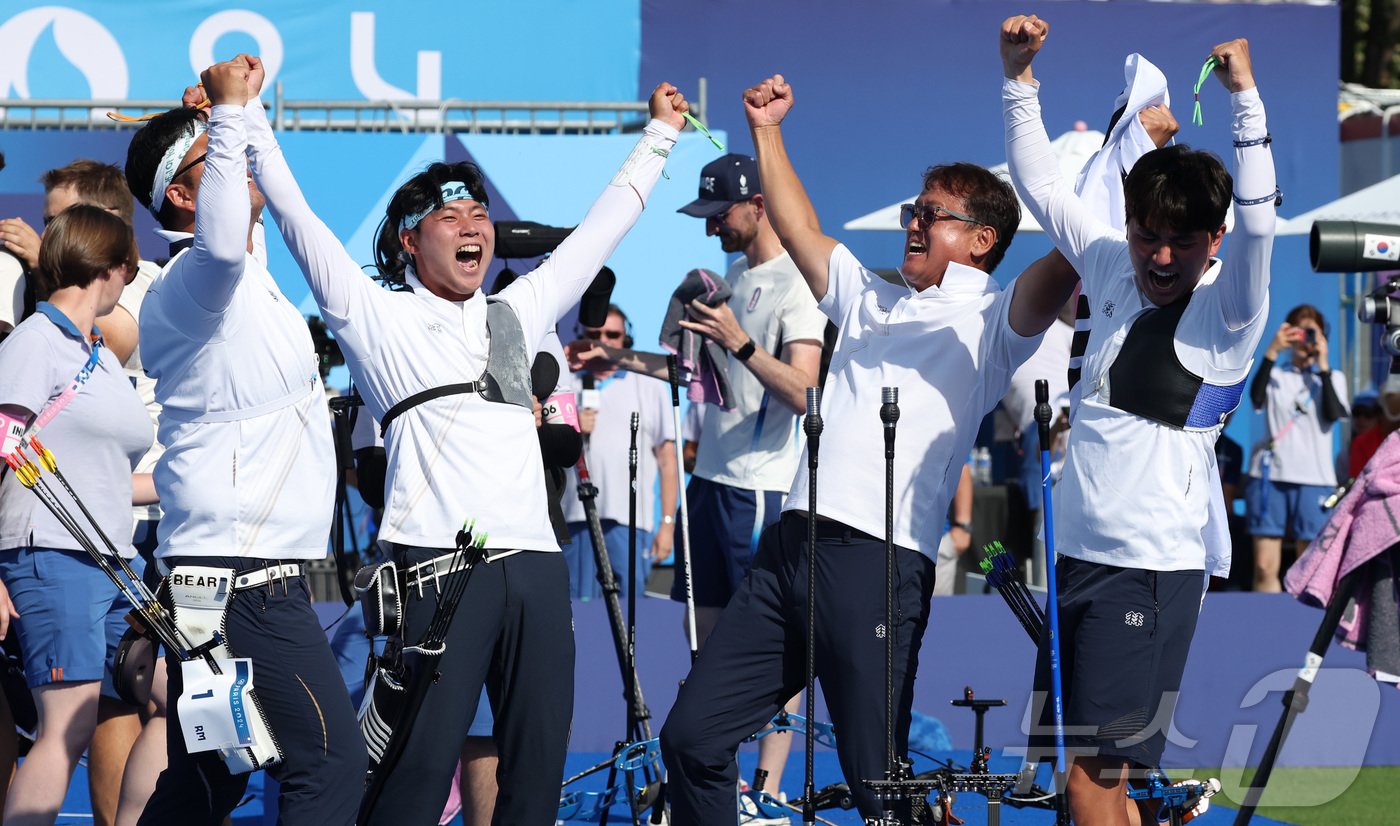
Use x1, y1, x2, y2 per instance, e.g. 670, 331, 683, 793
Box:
0, 79, 711, 135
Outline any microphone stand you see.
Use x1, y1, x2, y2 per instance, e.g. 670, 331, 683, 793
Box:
603, 413, 641, 826
569, 448, 658, 823
878, 387, 908, 825
1034, 379, 1071, 826
802, 386, 823, 825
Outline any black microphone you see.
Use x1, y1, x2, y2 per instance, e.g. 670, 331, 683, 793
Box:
880, 386, 900, 458
578, 267, 616, 329
1034, 379, 1052, 454
531, 352, 560, 400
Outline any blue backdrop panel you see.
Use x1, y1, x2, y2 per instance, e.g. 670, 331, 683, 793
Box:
0, 1, 640, 104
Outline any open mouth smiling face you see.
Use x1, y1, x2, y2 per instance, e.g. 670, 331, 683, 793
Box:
1126, 218, 1224, 307
403, 199, 496, 301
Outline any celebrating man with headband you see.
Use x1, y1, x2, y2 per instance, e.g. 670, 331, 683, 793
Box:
122, 57, 365, 825
231, 51, 690, 823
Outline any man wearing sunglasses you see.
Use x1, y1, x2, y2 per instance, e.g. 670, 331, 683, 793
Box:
659, 73, 1078, 822
563, 153, 827, 820
561, 304, 678, 598
121, 57, 364, 825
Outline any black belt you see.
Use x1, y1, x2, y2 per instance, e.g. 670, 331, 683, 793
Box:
785, 511, 884, 545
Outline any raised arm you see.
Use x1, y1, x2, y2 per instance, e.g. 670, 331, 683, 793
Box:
563, 339, 671, 381
1000, 16, 1113, 274
744, 75, 838, 302
1211, 38, 1275, 331
238, 56, 375, 330
184, 59, 257, 314
505, 84, 685, 343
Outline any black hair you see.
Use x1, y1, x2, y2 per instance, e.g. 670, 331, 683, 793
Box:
921, 162, 1020, 274
124, 107, 205, 229
373, 161, 490, 285
1123, 144, 1232, 235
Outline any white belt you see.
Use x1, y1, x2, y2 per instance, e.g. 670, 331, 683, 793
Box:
232, 563, 302, 591
403, 551, 482, 597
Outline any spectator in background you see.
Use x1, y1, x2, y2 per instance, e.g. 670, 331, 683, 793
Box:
0, 206, 152, 826
1347, 377, 1400, 479
562, 304, 677, 597
1246, 304, 1349, 592
36, 159, 169, 826
1342, 389, 1381, 481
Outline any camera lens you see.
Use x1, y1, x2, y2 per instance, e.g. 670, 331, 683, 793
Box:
1384, 325, 1400, 357
1362, 295, 1392, 325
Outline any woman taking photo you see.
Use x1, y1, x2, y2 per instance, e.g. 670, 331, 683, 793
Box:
0, 204, 154, 825
1246, 303, 1349, 593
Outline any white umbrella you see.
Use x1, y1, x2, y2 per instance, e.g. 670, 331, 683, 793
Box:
842, 123, 1106, 233
1275, 173, 1400, 236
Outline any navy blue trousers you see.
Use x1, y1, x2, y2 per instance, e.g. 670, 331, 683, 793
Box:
366, 547, 574, 826
139, 557, 367, 826
661, 512, 936, 822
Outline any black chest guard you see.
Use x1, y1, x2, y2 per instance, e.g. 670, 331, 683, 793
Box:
1106, 294, 1245, 431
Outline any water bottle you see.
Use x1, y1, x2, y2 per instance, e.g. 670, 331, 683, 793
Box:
973, 447, 993, 487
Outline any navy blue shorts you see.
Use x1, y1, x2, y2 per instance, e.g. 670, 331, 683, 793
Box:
670, 476, 785, 608
1030, 556, 1203, 768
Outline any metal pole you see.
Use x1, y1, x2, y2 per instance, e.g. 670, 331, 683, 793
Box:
802, 386, 823, 825
667, 356, 698, 661
1035, 379, 1070, 826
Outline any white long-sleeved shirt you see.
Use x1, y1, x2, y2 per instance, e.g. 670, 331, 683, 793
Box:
140, 104, 334, 560
1004, 78, 1276, 575
245, 99, 677, 552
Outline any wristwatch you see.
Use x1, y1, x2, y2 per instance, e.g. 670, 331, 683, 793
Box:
733, 339, 756, 362
951, 521, 973, 534
662, 515, 676, 525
